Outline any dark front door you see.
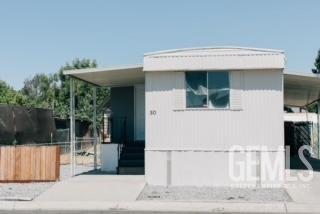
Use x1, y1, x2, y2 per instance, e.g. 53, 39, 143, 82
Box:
110, 86, 134, 143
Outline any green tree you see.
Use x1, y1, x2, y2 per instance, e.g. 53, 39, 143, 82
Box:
21, 73, 55, 108
54, 58, 110, 131
308, 49, 320, 112
312, 49, 320, 73
0, 80, 30, 106
2, 58, 110, 131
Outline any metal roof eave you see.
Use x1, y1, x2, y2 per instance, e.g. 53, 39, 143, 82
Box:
284, 71, 320, 107
63, 64, 144, 87
63, 64, 143, 76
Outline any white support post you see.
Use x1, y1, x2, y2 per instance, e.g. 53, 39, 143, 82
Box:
93, 86, 98, 170
70, 78, 76, 177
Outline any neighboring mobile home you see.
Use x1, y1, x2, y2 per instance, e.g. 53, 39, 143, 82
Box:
64, 47, 320, 187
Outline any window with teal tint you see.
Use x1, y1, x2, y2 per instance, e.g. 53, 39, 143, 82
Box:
208, 72, 229, 108
185, 71, 229, 109
186, 72, 207, 108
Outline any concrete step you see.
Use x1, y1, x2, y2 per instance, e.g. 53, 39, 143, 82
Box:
123, 143, 145, 148
119, 159, 144, 167
118, 166, 144, 175
122, 147, 144, 153
118, 143, 145, 171
120, 153, 144, 160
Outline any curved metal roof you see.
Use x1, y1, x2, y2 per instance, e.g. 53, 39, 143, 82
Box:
144, 46, 284, 56
144, 46, 285, 71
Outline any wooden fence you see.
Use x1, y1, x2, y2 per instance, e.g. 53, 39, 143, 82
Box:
0, 146, 60, 182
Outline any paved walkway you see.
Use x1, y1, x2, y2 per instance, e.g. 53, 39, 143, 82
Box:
0, 170, 320, 213
35, 174, 145, 202
285, 170, 320, 204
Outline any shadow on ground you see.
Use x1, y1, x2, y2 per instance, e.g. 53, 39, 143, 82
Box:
288, 155, 320, 172
77, 169, 116, 175
78, 169, 145, 176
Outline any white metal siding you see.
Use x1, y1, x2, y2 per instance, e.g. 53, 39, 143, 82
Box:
145, 69, 284, 186
145, 72, 175, 148
230, 71, 243, 110
146, 70, 283, 150
144, 55, 285, 71
173, 72, 186, 110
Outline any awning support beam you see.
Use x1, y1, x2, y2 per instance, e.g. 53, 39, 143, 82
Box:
70, 77, 76, 177
93, 86, 98, 170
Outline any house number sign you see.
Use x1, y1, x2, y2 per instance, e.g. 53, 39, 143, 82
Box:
150, 110, 156, 115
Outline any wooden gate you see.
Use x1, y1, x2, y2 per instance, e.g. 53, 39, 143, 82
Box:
0, 146, 60, 182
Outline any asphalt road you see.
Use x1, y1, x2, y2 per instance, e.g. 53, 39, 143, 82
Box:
0, 211, 293, 214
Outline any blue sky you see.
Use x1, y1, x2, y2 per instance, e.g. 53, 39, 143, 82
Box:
0, 0, 319, 89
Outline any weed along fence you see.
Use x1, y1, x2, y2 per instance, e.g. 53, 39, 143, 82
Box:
0, 146, 60, 182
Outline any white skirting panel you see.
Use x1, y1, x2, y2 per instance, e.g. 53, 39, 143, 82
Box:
145, 150, 285, 187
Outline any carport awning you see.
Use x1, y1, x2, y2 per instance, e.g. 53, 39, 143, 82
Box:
63, 64, 144, 87
64, 65, 320, 107
284, 72, 320, 107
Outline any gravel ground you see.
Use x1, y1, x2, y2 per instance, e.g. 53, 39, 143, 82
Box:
138, 186, 292, 202
0, 182, 54, 201
0, 164, 95, 201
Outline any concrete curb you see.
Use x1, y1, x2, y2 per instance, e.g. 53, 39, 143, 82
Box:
0, 197, 32, 201
0, 201, 320, 213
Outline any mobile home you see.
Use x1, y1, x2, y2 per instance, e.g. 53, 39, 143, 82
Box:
64, 47, 320, 187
